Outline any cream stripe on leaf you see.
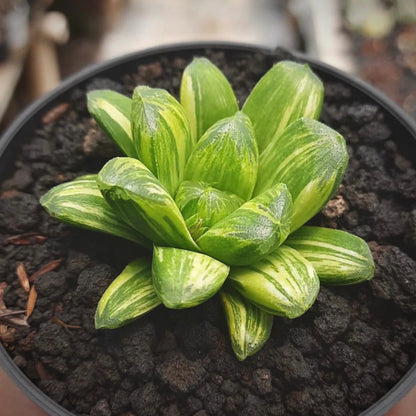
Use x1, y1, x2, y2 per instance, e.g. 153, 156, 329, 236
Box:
220, 286, 273, 361
255, 118, 348, 232
95, 258, 161, 329
228, 245, 319, 318
152, 246, 229, 309
184, 112, 258, 201
175, 181, 243, 240
180, 57, 239, 142
197, 183, 293, 266
286, 226, 375, 285
242, 61, 324, 152
40, 175, 151, 247
87, 90, 136, 158
131, 86, 193, 196
97, 157, 199, 251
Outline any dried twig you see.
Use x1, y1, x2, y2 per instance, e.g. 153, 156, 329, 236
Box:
16, 263, 30, 292
0, 282, 7, 310
26, 286, 38, 318
29, 258, 63, 282
1, 232, 47, 246
51, 316, 81, 330
0, 282, 29, 327
35, 361, 48, 380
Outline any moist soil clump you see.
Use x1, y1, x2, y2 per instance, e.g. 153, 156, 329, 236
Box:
0, 48, 415, 416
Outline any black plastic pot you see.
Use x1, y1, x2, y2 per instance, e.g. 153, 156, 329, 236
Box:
0, 42, 415, 416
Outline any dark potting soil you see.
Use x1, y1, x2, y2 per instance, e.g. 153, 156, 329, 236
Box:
0, 48, 416, 416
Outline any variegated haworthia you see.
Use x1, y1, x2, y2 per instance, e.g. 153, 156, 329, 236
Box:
185, 111, 258, 201
40, 56, 375, 362
180, 57, 239, 142
255, 117, 348, 231
40, 175, 150, 247
228, 245, 320, 318
242, 61, 324, 152
97, 157, 198, 251
175, 181, 243, 240
197, 183, 293, 265
95, 259, 161, 329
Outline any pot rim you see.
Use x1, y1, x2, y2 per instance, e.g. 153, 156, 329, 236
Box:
0, 41, 415, 416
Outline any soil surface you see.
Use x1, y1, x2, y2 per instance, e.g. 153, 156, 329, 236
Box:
0, 48, 415, 416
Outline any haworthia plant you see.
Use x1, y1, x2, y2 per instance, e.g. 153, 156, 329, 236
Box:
152, 246, 230, 309
255, 118, 348, 231
87, 90, 136, 158
95, 259, 161, 329
97, 157, 198, 251
242, 61, 324, 152
220, 286, 273, 361
228, 246, 319, 318
185, 111, 258, 201
41, 56, 375, 361
132, 86, 194, 195
175, 181, 243, 240
180, 57, 239, 142
286, 226, 375, 285
197, 183, 293, 265
40, 175, 150, 247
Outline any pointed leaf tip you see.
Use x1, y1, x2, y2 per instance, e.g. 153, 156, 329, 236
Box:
152, 247, 229, 309
180, 57, 238, 141
286, 226, 375, 285
220, 286, 273, 361
87, 89, 136, 158
131, 86, 193, 195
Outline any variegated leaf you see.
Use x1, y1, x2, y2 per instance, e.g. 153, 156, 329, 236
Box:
228, 245, 319, 318
131, 86, 193, 195
87, 90, 136, 157
180, 57, 239, 141
175, 181, 243, 240
197, 183, 293, 265
255, 118, 348, 231
242, 60, 324, 152
95, 259, 161, 329
40, 175, 150, 247
184, 111, 258, 200
220, 286, 273, 361
152, 246, 229, 309
97, 157, 198, 251
286, 226, 375, 285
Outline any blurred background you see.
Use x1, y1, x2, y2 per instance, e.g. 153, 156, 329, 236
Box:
0, 0, 415, 133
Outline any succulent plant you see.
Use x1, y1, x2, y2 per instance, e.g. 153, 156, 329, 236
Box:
40, 57, 375, 361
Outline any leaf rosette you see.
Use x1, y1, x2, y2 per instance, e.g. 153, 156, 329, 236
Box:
41, 57, 375, 360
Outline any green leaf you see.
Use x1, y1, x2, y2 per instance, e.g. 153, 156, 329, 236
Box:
285, 226, 375, 285
131, 86, 194, 195
95, 259, 161, 329
40, 175, 150, 247
97, 157, 198, 251
197, 183, 293, 265
180, 57, 239, 141
242, 60, 324, 152
255, 118, 348, 231
184, 111, 258, 200
228, 245, 320, 318
152, 246, 230, 309
175, 181, 243, 240
220, 286, 273, 361
87, 90, 136, 157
